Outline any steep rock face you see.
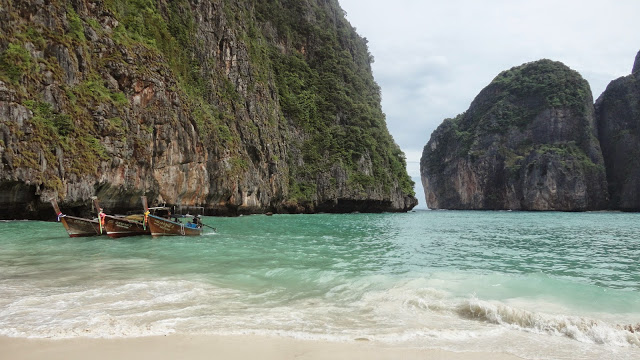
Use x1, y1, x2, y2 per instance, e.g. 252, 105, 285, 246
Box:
421, 60, 608, 210
0, 0, 416, 219
595, 50, 640, 210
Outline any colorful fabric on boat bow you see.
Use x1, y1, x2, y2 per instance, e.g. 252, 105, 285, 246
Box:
98, 210, 106, 234
56, 212, 65, 222
143, 211, 150, 230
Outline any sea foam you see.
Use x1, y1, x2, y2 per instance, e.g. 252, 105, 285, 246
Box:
457, 298, 640, 347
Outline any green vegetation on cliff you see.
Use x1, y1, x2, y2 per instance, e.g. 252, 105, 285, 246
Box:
493, 60, 591, 110
461, 59, 592, 134
0, 43, 34, 84
254, 0, 414, 198
104, 0, 236, 148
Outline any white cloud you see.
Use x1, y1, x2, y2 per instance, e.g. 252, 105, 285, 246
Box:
339, 0, 640, 204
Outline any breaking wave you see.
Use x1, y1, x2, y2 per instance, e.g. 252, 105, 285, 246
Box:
457, 298, 640, 347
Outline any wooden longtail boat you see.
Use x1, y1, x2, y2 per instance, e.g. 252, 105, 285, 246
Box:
97, 198, 151, 238
51, 199, 103, 237
142, 196, 204, 236
101, 214, 150, 238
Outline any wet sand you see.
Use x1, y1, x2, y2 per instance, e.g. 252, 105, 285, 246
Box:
0, 335, 523, 360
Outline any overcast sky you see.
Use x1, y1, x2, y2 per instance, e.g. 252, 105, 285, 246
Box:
338, 0, 640, 207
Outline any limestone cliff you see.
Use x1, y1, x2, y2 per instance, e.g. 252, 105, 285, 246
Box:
595, 50, 640, 211
420, 60, 609, 210
0, 0, 417, 219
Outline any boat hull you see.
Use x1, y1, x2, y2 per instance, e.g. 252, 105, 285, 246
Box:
147, 214, 202, 236
61, 216, 102, 237
103, 215, 150, 238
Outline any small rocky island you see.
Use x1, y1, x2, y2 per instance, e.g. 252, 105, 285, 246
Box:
421, 52, 640, 211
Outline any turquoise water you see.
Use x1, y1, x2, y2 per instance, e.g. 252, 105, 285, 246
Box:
0, 211, 639, 359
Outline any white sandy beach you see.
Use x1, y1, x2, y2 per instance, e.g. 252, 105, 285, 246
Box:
0, 335, 523, 360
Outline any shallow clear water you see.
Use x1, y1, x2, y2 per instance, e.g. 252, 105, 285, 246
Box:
1, 211, 639, 359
